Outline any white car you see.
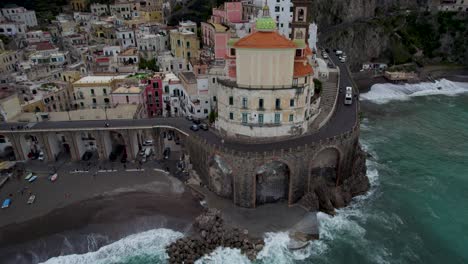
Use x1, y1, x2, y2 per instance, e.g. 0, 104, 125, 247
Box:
322, 53, 329, 59
38, 151, 44, 161
346, 86, 353, 94
344, 93, 353, 105
143, 139, 153, 146
339, 57, 346, 63
335, 50, 343, 55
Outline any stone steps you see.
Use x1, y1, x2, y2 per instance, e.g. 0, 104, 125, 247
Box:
310, 72, 339, 130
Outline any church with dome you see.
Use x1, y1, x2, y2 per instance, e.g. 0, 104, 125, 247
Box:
215, 3, 319, 139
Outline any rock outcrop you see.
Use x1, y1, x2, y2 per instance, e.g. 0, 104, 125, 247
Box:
166, 209, 264, 264
299, 145, 370, 214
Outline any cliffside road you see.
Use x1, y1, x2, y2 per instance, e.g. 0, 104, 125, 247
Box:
0, 64, 357, 153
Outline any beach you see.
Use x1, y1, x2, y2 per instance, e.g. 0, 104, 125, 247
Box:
0, 160, 203, 263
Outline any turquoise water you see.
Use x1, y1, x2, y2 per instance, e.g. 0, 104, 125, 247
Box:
42, 80, 468, 264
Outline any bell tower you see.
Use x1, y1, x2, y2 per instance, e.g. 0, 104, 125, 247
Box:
291, 0, 311, 42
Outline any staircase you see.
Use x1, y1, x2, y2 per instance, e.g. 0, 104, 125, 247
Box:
311, 72, 339, 130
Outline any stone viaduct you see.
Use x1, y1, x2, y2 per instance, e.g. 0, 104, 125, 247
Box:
0, 115, 367, 209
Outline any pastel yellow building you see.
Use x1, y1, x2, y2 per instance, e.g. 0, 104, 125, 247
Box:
22, 99, 46, 113
140, 7, 163, 23
170, 28, 200, 62
70, 0, 88, 12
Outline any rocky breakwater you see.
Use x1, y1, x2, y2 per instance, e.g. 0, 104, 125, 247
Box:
166, 209, 264, 264
300, 145, 370, 215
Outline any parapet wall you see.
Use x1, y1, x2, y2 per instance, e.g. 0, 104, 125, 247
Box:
185, 122, 362, 208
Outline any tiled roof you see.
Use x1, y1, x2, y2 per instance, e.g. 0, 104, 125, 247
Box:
34, 42, 55, 51
294, 61, 313, 77
233, 31, 296, 49
305, 46, 313, 56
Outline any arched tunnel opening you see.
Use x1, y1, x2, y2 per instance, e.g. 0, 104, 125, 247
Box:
255, 161, 290, 205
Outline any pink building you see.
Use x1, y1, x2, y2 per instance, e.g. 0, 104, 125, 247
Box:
111, 86, 145, 106
211, 1, 243, 24
201, 22, 229, 60
144, 75, 163, 117
201, 1, 244, 60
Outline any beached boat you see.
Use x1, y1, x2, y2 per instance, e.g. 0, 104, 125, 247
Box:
0, 176, 9, 188
24, 172, 33, 181
49, 173, 58, 182
28, 175, 38, 183
27, 195, 36, 204
2, 198, 11, 209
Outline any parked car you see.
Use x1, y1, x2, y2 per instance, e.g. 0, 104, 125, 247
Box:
335, 50, 343, 55
322, 53, 329, 59
163, 147, 171, 160
144, 147, 153, 157
193, 119, 201, 125
24, 172, 33, 181
28, 175, 38, 183
199, 123, 209, 131
186, 115, 194, 121
82, 151, 93, 161
38, 151, 44, 161
190, 124, 199, 131
339, 56, 346, 63
49, 173, 58, 182
143, 139, 153, 146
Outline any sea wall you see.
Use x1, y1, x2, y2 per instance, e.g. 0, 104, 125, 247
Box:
184, 124, 369, 211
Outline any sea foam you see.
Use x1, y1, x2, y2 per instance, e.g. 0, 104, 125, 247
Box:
361, 79, 468, 104
40, 228, 182, 264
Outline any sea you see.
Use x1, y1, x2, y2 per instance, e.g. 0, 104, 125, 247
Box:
30, 79, 468, 263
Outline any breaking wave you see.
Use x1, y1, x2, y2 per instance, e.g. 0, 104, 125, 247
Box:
361, 79, 468, 104
40, 229, 183, 264
40, 141, 383, 264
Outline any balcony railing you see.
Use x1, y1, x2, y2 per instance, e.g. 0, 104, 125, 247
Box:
217, 78, 306, 90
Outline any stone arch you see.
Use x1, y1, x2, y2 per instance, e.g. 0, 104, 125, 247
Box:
20, 134, 41, 160
109, 130, 127, 161
254, 160, 291, 206
208, 154, 233, 199
309, 147, 341, 188
0, 134, 15, 160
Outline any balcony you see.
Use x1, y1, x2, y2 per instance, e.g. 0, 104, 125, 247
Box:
217, 78, 306, 90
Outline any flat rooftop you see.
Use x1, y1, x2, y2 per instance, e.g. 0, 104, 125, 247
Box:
74, 75, 129, 85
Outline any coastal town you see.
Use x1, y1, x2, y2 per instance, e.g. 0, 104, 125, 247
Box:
1, 0, 465, 263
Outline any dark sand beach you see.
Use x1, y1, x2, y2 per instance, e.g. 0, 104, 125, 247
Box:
0, 162, 203, 263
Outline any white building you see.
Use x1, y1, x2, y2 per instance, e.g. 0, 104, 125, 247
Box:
162, 72, 184, 117
254, 0, 293, 38
26, 30, 53, 44
110, 2, 133, 20
438, 0, 468, 11
90, 3, 110, 16
137, 33, 167, 59
179, 72, 210, 119
157, 51, 187, 74
308, 22, 318, 52
116, 28, 136, 49
0, 22, 26, 36
1, 6, 37, 27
